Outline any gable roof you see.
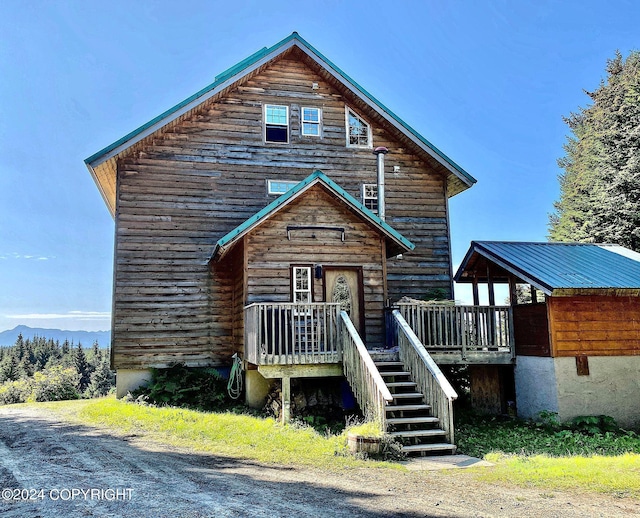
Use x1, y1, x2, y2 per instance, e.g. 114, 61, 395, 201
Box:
210, 170, 415, 261
454, 241, 640, 295
85, 32, 476, 215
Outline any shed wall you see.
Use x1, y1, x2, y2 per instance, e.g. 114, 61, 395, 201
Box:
548, 295, 640, 357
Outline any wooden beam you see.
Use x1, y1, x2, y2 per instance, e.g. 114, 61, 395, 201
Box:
486, 266, 495, 306
508, 275, 518, 306
472, 275, 480, 306
281, 376, 291, 424
530, 285, 538, 304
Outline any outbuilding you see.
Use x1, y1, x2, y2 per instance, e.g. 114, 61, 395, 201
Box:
455, 241, 640, 427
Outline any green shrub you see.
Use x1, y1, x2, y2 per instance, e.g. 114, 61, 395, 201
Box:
29, 366, 80, 402
0, 378, 31, 404
131, 364, 230, 411
455, 410, 640, 458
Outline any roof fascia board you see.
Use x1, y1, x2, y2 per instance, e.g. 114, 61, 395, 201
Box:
292, 39, 476, 189
85, 38, 299, 169
457, 242, 554, 295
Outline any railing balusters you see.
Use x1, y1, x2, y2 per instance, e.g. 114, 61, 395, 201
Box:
398, 303, 514, 360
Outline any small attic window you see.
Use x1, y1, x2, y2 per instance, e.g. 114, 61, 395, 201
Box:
346, 108, 371, 148
362, 184, 378, 213
265, 104, 289, 143
301, 107, 321, 136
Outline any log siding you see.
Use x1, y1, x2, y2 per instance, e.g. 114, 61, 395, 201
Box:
111, 56, 451, 369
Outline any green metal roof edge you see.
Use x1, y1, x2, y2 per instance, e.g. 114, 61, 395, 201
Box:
84, 33, 300, 166
212, 170, 414, 259
290, 33, 476, 187
85, 32, 476, 188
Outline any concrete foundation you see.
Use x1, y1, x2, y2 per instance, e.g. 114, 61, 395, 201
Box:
515, 355, 640, 428
115, 369, 152, 398
514, 356, 558, 420
245, 369, 272, 409
555, 356, 640, 428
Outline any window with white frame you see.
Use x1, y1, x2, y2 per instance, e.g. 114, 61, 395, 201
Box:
362, 184, 378, 213
267, 179, 298, 196
292, 266, 312, 303
346, 108, 371, 147
301, 107, 321, 136
264, 104, 289, 143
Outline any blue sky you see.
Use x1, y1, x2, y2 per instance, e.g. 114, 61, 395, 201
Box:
1, 0, 638, 331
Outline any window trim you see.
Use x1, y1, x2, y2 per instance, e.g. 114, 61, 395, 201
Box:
362, 183, 378, 213
264, 104, 289, 144
301, 107, 322, 137
345, 107, 372, 148
291, 265, 313, 304
267, 179, 299, 196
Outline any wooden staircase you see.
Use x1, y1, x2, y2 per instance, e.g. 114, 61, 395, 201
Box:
375, 360, 456, 456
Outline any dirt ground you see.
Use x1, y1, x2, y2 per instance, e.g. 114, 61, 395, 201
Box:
0, 405, 638, 517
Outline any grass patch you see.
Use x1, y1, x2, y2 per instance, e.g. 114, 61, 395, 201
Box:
51, 398, 399, 470
478, 453, 640, 497
455, 411, 640, 497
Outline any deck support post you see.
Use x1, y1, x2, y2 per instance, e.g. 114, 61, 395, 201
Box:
281, 376, 291, 424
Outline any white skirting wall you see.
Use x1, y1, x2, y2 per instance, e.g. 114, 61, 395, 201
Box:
515, 355, 640, 428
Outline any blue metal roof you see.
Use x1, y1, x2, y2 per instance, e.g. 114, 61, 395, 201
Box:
455, 241, 640, 294
210, 170, 414, 261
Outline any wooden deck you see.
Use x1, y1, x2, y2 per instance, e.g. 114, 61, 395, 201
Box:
244, 302, 516, 368
397, 303, 515, 365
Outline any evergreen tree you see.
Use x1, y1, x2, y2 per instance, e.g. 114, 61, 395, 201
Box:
61, 339, 70, 356
549, 50, 640, 250
14, 333, 25, 361
1, 354, 20, 383
85, 357, 115, 397
73, 344, 91, 391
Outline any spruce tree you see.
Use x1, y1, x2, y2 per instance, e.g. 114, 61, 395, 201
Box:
85, 357, 115, 397
74, 344, 91, 391
549, 50, 640, 250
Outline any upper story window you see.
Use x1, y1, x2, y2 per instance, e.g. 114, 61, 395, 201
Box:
301, 107, 321, 136
267, 179, 298, 196
362, 184, 378, 213
292, 266, 312, 303
265, 104, 289, 143
346, 108, 371, 148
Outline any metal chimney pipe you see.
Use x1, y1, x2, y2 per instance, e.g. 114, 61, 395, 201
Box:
373, 147, 388, 220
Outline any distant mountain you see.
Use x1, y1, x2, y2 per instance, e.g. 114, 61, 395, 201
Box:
0, 325, 111, 348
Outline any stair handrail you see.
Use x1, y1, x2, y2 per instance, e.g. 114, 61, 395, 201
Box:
340, 310, 393, 430
392, 309, 458, 444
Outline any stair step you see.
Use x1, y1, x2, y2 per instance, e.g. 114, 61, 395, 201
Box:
402, 443, 456, 454
387, 416, 439, 425
386, 404, 431, 412
380, 371, 411, 377
374, 361, 404, 367
386, 382, 417, 388
389, 429, 446, 438
392, 392, 424, 399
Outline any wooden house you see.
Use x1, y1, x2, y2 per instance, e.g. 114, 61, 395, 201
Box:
455, 241, 640, 427
86, 33, 496, 454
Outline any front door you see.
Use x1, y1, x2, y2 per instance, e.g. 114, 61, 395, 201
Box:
323, 267, 365, 338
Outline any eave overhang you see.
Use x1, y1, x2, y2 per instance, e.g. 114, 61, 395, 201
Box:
85, 32, 476, 218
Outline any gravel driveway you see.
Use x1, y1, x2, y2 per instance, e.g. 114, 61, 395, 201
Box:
0, 405, 638, 517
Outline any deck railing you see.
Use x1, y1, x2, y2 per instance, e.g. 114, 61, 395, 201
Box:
397, 303, 514, 360
244, 302, 341, 365
391, 310, 458, 444
340, 310, 393, 429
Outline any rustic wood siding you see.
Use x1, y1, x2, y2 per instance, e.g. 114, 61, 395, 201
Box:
549, 295, 640, 357
112, 56, 450, 369
513, 303, 551, 357
244, 186, 386, 347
